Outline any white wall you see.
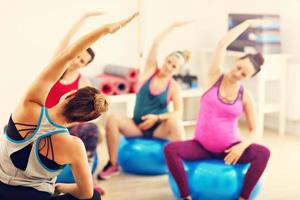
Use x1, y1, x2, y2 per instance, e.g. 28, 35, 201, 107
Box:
1, 0, 300, 131
140, 0, 300, 63
138, 0, 300, 134
0, 0, 139, 128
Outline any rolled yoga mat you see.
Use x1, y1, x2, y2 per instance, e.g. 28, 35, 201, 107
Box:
88, 77, 114, 95
129, 82, 138, 93
103, 65, 139, 83
97, 74, 130, 95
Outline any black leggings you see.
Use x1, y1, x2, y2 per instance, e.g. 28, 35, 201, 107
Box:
0, 182, 101, 200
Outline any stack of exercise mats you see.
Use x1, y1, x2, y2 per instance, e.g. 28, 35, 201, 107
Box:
173, 69, 199, 90
89, 64, 139, 95
173, 70, 198, 90
228, 13, 281, 54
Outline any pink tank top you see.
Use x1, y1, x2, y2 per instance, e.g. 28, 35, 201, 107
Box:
45, 75, 81, 108
194, 75, 244, 153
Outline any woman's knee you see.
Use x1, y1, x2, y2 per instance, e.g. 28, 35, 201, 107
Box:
164, 142, 178, 157
164, 116, 185, 139
250, 144, 271, 162
259, 145, 271, 161
165, 115, 182, 127
105, 114, 121, 129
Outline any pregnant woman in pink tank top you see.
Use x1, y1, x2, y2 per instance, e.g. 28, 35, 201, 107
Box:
164, 19, 272, 200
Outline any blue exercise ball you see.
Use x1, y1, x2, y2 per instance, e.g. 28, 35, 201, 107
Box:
168, 160, 262, 200
118, 137, 169, 175
56, 153, 98, 183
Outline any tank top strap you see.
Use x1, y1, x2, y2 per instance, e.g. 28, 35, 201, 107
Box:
166, 78, 174, 103
138, 68, 159, 91
238, 84, 244, 100
214, 74, 224, 87
43, 108, 68, 131
27, 107, 68, 140
74, 74, 81, 85
148, 68, 159, 82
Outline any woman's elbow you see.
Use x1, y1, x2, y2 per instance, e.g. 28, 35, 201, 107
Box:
174, 110, 183, 118
80, 188, 94, 199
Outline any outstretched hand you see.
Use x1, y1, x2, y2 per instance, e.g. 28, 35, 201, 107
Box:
84, 11, 107, 18
171, 20, 195, 28
107, 12, 139, 34
247, 18, 273, 27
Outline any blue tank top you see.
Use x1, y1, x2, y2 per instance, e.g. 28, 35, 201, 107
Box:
133, 71, 171, 124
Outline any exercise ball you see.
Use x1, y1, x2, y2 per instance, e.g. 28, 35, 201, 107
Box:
56, 153, 98, 183
168, 160, 262, 200
118, 137, 169, 175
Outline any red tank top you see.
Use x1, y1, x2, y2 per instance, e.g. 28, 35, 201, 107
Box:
45, 75, 81, 108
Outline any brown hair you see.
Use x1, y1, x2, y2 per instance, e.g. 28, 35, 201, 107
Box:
63, 86, 108, 122
86, 47, 95, 64
239, 53, 264, 76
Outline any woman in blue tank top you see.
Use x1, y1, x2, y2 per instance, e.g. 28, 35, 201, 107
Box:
0, 13, 138, 200
98, 21, 193, 180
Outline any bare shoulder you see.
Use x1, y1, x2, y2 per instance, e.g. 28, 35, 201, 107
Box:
52, 133, 86, 163
171, 80, 181, 93
39, 133, 87, 165
13, 100, 43, 125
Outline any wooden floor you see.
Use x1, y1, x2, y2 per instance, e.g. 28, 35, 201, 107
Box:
94, 126, 300, 200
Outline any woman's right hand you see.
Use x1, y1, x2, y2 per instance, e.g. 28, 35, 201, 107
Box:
246, 19, 273, 27
107, 12, 139, 34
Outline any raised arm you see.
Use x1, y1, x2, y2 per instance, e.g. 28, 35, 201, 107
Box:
53, 11, 106, 57
23, 12, 139, 106
208, 19, 271, 83
144, 21, 192, 74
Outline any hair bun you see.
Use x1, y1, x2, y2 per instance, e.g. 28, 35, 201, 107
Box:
182, 50, 191, 63
253, 53, 264, 67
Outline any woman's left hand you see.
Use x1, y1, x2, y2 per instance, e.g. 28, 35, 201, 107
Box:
224, 143, 247, 165
107, 12, 139, 34
138, 114, 159, 130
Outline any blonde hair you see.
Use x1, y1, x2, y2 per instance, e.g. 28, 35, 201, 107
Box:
168, 50, 191, 67
94, 93, 109, 114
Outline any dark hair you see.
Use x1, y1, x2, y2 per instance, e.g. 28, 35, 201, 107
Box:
86, 47, 95, 64
63, 86, 108, 122
239, 53, 264, 77
3, 124, 7, 132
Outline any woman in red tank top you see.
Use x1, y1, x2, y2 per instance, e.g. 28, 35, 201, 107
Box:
45, 12, 139, 196
45, 12, 102, 108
